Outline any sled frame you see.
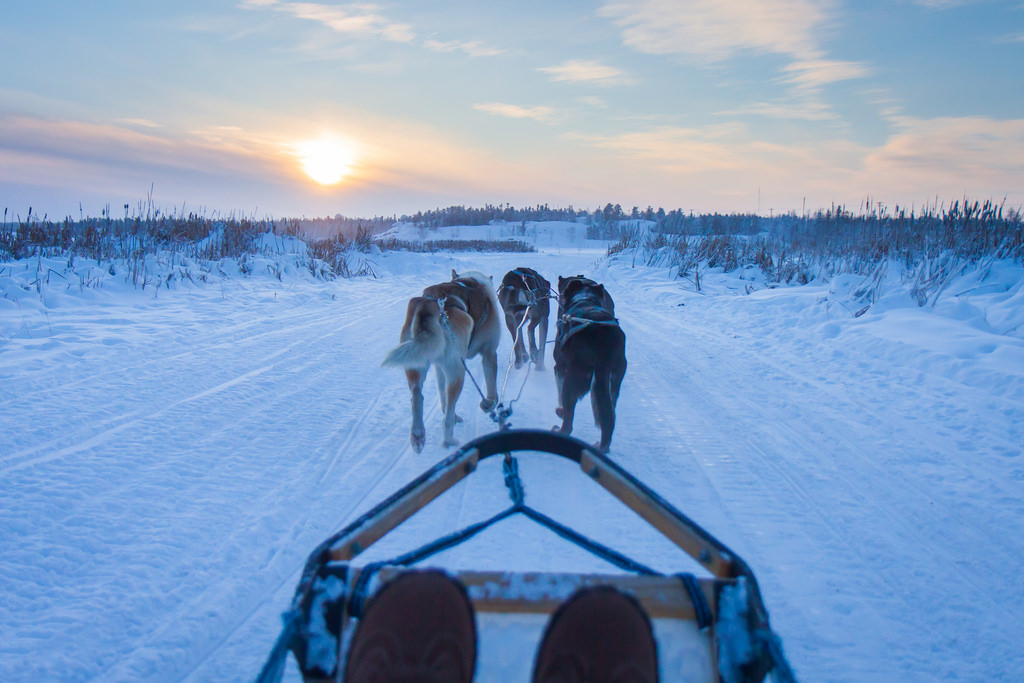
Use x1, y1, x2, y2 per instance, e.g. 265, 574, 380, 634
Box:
262, 429, 792, 683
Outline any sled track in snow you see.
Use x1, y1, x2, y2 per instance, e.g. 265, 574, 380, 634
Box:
0, 294, 409, 476
625, 299, 1024, 678
317, 388, 389, 486
673, 320, 1024, 597
98, 384, 423, 682
170, 459, 417, 682
0, 291, 407, 407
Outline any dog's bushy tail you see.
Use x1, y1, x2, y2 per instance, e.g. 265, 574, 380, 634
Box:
591, 331, 626, 452
381, 298, 447, 369
591, 369, 616, 448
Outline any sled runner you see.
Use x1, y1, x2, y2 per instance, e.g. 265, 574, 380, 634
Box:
258, 429, 795, 683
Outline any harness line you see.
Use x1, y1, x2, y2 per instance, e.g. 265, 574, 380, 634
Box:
500, 302, 533, 397
435, 294, 531, 431
435, 296, 491, 410
436, 273, 558, 431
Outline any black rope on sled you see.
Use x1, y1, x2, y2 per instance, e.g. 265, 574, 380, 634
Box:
501, 453, 657, 576
390, 506, 519, 568
350, 501, 658, 589
350, 454, 528, 589
518, 505, 660, 576
346, 452, 658, 622
757, 627, 798, 683
347, 506, 521, 617
347, 561, 385, 618
677, 572, 712, 631
255, 608, 300, 683
502, 453, 526, 506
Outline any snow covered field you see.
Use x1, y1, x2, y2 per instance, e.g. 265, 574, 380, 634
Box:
2, 224, 1023, 681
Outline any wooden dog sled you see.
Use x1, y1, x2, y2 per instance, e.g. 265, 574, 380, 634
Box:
258, 429, 795, 682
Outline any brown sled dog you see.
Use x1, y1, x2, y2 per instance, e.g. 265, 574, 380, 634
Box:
497, 267, 552, 370
382, 269, 501, 452
553, 275, 627, 452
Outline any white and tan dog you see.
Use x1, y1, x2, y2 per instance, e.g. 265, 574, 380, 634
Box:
382, 269, 501, 452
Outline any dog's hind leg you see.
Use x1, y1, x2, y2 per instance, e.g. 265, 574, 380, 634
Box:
532, 313, 548, 371
556, 392, 577, 436
435, 366, 463, 423
593, 350, 626, 452
526, 314, 538, 365
610, 356, 626, 407
405, 367, 428, 453
556, 368, 589, 436
441, 363, 465, 447
554, 361, 565, 417
479, 348, 498, 411
511, 311, 530, 368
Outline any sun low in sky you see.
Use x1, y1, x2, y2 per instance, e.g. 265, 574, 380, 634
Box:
1, 1, 1023, 219
295, 135, 356, 186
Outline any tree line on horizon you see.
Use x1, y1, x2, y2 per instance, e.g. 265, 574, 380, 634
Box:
3, 199, 1020, 268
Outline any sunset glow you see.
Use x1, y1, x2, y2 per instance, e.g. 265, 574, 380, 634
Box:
3, 2, 1023, 218
296, 136, 356, 186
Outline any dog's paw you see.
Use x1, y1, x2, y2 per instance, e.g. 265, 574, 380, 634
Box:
480, 397, 497, 412
443, 436, 460, 448
410, 429, 426, 453
454, 413, 464, 424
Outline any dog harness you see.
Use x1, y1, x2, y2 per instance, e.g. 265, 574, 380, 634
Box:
555, 293, 620, 349
500, 269, 551, 310
430, 278, 492, 351
446, 279, 474, 311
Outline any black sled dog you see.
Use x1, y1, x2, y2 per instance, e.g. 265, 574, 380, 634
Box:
552, 275, 627, 452
497, 267, 552, 370
382, 269, 501, 452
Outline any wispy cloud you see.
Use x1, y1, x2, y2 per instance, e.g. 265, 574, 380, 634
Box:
567, 125, 758, 173
912, 0, 978, 9
578, 96, 609, 109
240, 0, 415, 43
424, 39, 503, 57
718, 101, 839, 121
598, 0, 835, 62
865, 116, 1024, 191
781, 59, 869, 89
538, 60, 633, 86
0, 112, 579, 215
114, 118, 164, 129
473, 103, 559, 123
0, 115, 290, 213
565, 114, 1024, 210
597, 1, 859, 121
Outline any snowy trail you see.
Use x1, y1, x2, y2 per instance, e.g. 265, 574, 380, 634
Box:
602, 270, 1024, 680
2, 245, 1023, 682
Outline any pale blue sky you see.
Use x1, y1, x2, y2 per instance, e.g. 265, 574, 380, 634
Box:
2, 0, 1022, 219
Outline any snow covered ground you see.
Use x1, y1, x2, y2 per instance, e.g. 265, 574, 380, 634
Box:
2, 223, 1023, 681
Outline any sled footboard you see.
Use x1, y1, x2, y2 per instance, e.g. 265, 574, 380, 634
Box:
293, 565, 727, 683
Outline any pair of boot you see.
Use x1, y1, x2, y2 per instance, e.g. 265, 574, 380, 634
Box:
344, 569, 659, 682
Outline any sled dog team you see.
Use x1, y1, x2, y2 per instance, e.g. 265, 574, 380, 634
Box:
382, 267, 627, 452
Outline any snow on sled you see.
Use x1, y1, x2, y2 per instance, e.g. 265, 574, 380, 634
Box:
258, 429, 795, 682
